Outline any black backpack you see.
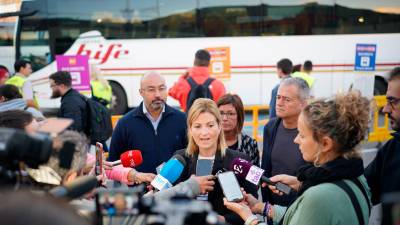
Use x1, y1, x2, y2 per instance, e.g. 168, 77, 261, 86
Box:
82, 95, 113, 144
186, 76, 214, 112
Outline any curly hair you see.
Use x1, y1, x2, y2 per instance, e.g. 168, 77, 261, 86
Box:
302, 91, 370, 160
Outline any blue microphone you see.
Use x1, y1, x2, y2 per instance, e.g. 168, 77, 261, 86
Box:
151, 155, 186, 191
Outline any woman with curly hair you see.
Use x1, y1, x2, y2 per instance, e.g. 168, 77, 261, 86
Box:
224, 91, 372, 225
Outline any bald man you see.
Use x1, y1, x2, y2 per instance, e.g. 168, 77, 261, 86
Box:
109, 72, 187, 173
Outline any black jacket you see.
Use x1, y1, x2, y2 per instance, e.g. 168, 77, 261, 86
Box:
365, 131, 400, 205
59, 88, 88, 133
261, 118, 300, 206
174, 148, 258, 225
109, 103, 187, 173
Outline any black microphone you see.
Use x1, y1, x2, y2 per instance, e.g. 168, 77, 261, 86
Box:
230, 158, 291, 195
49, 176, 97, 199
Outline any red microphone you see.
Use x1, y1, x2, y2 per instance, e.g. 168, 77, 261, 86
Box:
111, 150, 143, 167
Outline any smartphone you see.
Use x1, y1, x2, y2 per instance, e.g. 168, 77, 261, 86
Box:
95, 142, 103, 176
217, 171, 244, 202
196, 159, 213, 176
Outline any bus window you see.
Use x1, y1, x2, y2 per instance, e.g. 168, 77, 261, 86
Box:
19, 0, 50, 71
158, 0, 197, 38
199, 0, 262, 37
259, 0, 400, 36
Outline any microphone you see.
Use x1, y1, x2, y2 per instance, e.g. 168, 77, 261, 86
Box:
230, 158, 291, 195
151, 155, 186, 191
49, 176, 98, 199
111, 150, 143, 167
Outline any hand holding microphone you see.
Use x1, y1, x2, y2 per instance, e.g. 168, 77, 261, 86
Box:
128, 170, 156, 184
150, 155, 186, 191
230, 158, 292, 195
266, 174, 300, 196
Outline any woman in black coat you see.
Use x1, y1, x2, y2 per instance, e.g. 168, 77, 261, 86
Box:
173, 98, 258, 225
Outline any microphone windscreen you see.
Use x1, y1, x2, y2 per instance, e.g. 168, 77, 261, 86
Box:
120, 150, 143, 167
230, 157, 252, 178
159, 158, 185, 184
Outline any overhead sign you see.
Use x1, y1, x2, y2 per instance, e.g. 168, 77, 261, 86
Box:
206, 47, 231, 80
56, 55, 91, 93
355, 44, 376, 71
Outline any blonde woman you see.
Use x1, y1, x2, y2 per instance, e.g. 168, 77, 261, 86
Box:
173, 98, 258, 225
90, 65, 112, 108
224, 91, 372, 225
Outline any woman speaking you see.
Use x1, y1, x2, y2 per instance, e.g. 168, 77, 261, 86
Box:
174, 98, 258, 225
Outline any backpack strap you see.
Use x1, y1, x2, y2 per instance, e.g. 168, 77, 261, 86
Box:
333, 180, 366, 225
186, 76, 198, 88
203, 77, 215, 87
350, 178, 371, 214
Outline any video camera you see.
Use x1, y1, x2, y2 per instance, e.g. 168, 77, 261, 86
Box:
96, 185, 228, 225
0, 127, 75, 187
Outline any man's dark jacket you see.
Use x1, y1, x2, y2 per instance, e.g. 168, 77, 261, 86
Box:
261, 117, 299, 206
365, 131, 400, 205
59, 88, 88, 133
174, 148, 258, 225
109, 103, 187, 173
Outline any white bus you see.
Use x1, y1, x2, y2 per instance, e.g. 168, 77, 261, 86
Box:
0, 0, 21, 72
2, 0, 400, 114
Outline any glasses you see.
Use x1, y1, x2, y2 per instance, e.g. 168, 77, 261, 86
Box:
386, 96, 400, 110
142, 86, 167, 93
220, 111, 237, 118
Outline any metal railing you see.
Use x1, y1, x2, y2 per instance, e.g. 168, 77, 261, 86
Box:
368, 95, 393, 142
111, 96, 393, 143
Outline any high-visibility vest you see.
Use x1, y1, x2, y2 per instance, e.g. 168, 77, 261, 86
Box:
91, 80, 112, 108
5, 74, 39, 107
292, 72, 315, 88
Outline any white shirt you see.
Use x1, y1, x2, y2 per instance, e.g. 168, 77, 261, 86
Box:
142, 104, 165, 131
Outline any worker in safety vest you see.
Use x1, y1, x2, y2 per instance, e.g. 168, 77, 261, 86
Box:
6, 59, 39, 109
90, 65, 112, 108
292, 60, 316, 97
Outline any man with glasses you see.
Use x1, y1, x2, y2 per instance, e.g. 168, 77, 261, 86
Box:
109, 71, 187, 173
261, 77, 310, 208
365, 67, 400, 208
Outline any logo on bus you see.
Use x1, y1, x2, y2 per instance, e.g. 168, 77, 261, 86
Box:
76, 44, 130, 64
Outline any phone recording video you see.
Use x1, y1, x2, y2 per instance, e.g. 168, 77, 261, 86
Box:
95, 142, 103, 176
217, 171, 243, 202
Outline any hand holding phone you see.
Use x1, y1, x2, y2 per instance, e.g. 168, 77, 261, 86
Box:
217, 171, 243, 202
95, 142, 103, 176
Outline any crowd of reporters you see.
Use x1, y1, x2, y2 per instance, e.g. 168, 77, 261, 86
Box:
0, 53, 399, 225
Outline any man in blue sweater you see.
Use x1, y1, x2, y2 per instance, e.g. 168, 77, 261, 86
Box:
109, 71, 187, 173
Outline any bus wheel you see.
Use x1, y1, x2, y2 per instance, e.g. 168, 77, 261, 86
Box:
374, 77, 387, 96
110, 81, 128, 115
